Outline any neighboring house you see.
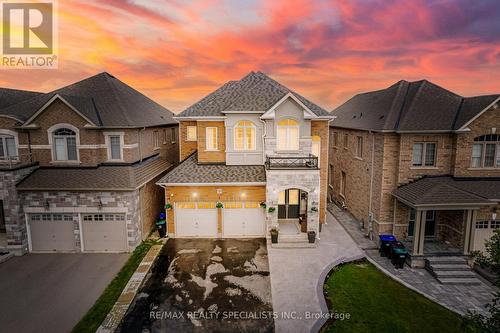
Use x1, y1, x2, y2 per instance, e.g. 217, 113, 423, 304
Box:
0, 72, 178, 255
157, 71, 334, 245
328, 79, 500, 266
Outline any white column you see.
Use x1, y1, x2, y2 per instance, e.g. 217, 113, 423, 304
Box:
463, 209, 477, 255
412, 210, 427, 256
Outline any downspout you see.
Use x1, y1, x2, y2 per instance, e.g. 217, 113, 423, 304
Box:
367, 130, 375, 240
259, 118, 267, 164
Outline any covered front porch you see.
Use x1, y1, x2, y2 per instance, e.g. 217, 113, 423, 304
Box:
392, 176, 497, 268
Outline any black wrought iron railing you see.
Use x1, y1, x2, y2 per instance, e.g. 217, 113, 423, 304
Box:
265, 155, 319, 170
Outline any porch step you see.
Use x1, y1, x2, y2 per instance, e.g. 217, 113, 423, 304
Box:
432, 270, 477, 279
427, 263, 471, 271
425, 256, 468, 265
436, 277, 482, 286
278, 234, 308, 242
271, 242, 316, 249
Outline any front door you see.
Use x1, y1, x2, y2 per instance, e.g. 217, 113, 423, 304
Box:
278, 189, 300, 219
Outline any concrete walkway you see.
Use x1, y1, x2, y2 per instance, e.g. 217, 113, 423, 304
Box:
329, 203, 497, 316
267, 212, 364, 333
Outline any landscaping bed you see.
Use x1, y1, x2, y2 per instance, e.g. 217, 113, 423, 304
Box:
321, 260, 463, 333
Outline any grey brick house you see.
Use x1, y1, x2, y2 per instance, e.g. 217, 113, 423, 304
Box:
0, 73, 178, 255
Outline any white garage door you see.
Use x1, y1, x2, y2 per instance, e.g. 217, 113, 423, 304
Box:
473, 220, 500, 253
82, 213, 128, 252
223, 202, 265, 237
29, 213, 76, 252
175, 202, 218, 237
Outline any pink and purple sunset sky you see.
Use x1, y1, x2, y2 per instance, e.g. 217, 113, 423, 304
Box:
0, 0, 499, 113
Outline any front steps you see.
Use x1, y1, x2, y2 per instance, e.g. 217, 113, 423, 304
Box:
425, 256, 481, 285
270, 233, 317, 248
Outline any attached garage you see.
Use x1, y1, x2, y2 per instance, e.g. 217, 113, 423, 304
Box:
473, 220, 500, 253
29, 213, 76, 252
223, 202, 265, 237
82, 213, 128, 252
175, 202, 218, 237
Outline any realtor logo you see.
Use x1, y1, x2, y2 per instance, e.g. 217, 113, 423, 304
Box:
1, 1, 58, 68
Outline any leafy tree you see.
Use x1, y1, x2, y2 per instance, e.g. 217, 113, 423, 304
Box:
462, 229, 500, 333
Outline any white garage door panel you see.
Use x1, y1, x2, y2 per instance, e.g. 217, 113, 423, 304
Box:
223, 208, 265, 237
473, 220, 499, 253
29, 215, 76, 252
82, 214, 127, 252
176, 206, 218, 237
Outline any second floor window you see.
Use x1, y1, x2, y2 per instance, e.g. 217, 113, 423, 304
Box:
472, 135, 500, 168
108, 135, 122, 160
277, 119, 299, 151
206, 127, 218, 151
234, 120, 256, 151
53, 128, 77, 161
0, 134, 16, 160
412, 142, 436, 167
343, 133, 348, 148
186, 126, 197, 141
171, 128, 176, 143
356, 136, 363, 158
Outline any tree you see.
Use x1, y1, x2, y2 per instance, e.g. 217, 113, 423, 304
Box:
462, 229, 500, 333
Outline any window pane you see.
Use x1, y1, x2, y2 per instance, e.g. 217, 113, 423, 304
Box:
288, 127, 299, 150
497, 144, 500, 167
277, 127, 287, 150
471, 144, 483, 168
278, 191, 286, 204
54, 137, 66, 160
288, 190, 299, 204
0, 138, 4, 158
67, 137, 77, 160
484, 144, 495, 167
424, 143, 436, 166
110, 136, 121, 160
412, 143, 423, 166
234, 127, 245, 150
206, 128, 217, 150
409, 209, 416, 222
5, 137, 16, 157
356, 137, 363, 157
186, 126, 197, 141
247, 127, 255, 150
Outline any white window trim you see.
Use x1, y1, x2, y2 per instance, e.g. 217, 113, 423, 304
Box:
104, 131, 125, 162
276, 118, 300, 151
412, 142, 437, 167
153, 130, 160, 150
471, 142, 500, 168
186, 126, 197, 141
0, 129, 19, 162
47, 123, 80, 164
206, 127, 218, 151
233, 121, 256, 151
171, 127, 177, 144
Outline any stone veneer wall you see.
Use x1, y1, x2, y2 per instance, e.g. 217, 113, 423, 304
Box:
265, 169, 321, 235
19, 190, 141, 252
0, 165, 38, 254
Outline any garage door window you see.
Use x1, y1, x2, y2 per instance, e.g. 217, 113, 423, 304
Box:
178, 202, 196, 209
245, 202, 260, 208
31, 213, 73, 221
83, 214, 125, 221
225, 202, 243, 209
198, 202, 216, 209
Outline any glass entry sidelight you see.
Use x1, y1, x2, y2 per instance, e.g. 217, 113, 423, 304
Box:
278, 189, 300, 219
408, 209, 436, 237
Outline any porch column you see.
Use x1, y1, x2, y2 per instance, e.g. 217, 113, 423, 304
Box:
463, 209, 477, 255
412, 210, 427, 256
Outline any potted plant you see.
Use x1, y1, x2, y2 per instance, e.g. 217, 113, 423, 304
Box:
216, 201, 224, 209
268, 206, 276, 213
308, 231, 316, 243
270, 227, 279, 243
165, 203, 173, 210
260, 201, 267, 209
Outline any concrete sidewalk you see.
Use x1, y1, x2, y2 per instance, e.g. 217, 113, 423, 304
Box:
267, 212, 364, 333
0, 253, 129, 333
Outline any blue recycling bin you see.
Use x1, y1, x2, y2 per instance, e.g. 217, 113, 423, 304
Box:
379, 234, 397, 257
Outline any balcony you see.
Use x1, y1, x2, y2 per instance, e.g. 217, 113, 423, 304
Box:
265, 155, 319, 170
0, 153, 36, 170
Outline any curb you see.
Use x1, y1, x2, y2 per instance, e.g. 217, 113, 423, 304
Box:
310, 254, 366, 333
96, 244, 163, 333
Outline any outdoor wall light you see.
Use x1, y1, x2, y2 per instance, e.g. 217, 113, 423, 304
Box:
98, 198, 103, 210
241, 192, 246, 198
216, 189, 223, 195
44, 200, 50, 211
492, 207, 497, 221
192, 192, 198, 198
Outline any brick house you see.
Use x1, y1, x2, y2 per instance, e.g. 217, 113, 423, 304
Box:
0, 73, 178, 255
157, 72, 334, 247
328, 80, 499, 266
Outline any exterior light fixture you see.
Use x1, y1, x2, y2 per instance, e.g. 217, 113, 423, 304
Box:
44, 200, 50, 211
492, 207, 497, 221
241, 192, 246, 198
216, 189, 223, 195
192, 192, 198, 198
98, 198, 103, 210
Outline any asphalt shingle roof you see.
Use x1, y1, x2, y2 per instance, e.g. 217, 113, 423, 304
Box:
332, 80, 499, 132
0, 88, 43, 110
392, 176, 499, 207
0, 72, 177, 127
157, 153, 266, 184
178, 71, 330, 118
17, 155, 172, 191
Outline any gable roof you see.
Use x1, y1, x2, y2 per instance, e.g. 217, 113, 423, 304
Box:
0, 72, 177, 127
0, 88, 43, 119
331, 80, 499, 132
177, 71, 331, 118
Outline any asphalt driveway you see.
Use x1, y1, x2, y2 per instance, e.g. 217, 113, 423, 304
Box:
0, 253, 129, 333
118, 238, 274, 333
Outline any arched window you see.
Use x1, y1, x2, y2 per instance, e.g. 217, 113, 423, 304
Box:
234, 120, 256, 151
277, 119, 299, 151
0, 133, 17, 160
471, 134, 500, 168
52, 128, 77, 161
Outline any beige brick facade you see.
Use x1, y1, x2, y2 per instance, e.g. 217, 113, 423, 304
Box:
311, 120, 330, 224
197, 121, 226, 164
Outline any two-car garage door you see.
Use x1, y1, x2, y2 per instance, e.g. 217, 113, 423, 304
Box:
174, 201, 265, 238
28, 213, 127, 252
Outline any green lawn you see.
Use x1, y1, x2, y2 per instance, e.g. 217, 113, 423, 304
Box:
322, 260, 464, 333
71, 239, 161, 333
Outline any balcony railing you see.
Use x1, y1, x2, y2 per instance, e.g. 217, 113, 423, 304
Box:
265, 154, 319, 170
0, 153, 34, 170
